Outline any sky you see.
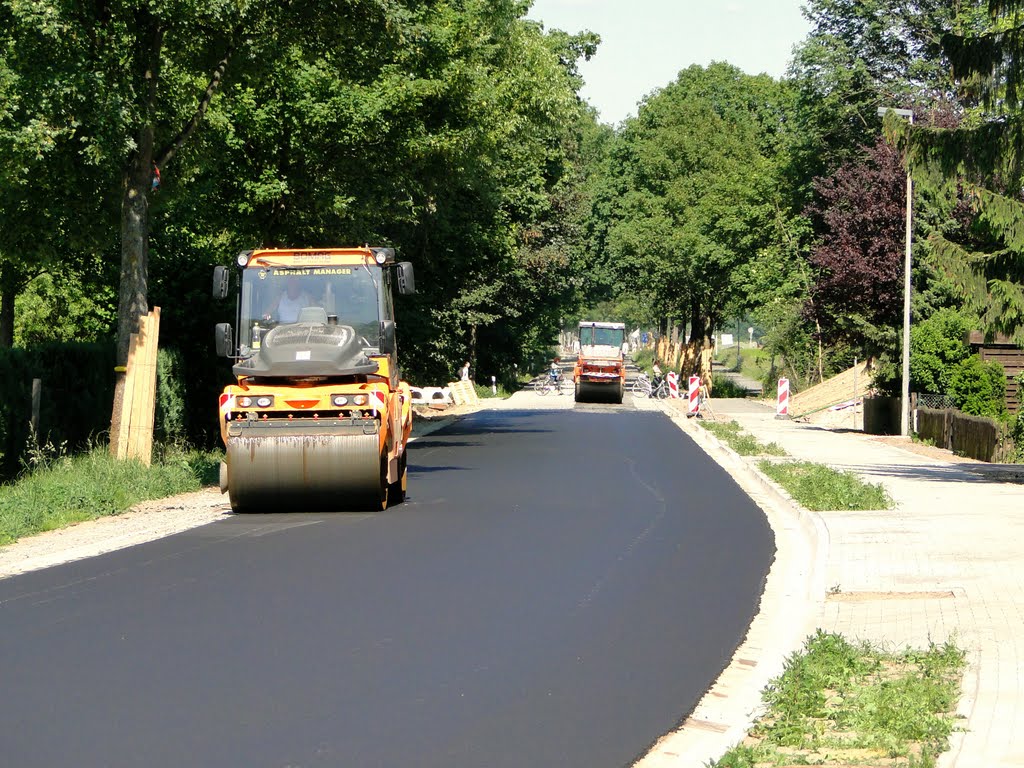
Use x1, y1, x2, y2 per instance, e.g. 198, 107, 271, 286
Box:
527, 0, 812, 125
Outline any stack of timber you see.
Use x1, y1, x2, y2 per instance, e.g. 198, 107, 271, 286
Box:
446, 380, 480, 406
111, 307, 161, 465
790, 359, 872, 420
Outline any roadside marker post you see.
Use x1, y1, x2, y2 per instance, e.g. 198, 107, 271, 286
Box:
776, 378, 790, 419
687, 375, 700, 416
666, 371, 679, 398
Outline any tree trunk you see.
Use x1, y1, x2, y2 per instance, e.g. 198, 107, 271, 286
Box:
469, 323, 477, 381
0, 265, 20, 347
110, 14, 162, 450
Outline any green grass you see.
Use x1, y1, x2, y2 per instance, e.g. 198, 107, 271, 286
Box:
0, 445, 223, 545
711, 375, 750, 398
474, 382, 514, 399
701, 420, 787, 457
715, 344, 772, 383
759, 460, 893, 510
710, 630, 965, 767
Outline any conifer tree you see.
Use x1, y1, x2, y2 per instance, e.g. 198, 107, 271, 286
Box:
905, 0, 1024, 341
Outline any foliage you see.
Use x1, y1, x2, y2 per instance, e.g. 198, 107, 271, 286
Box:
947, 355, 1007, 416
0, 445, 221, 545
701, 420, 786, 457
155, 348, 188, 444
587, 63, 800, 354
805, 138, 909, 347
901, 0, 1024, 345
710, 630, 965, 766
0, 0, 601, 452
15, 271, 117, 346
0, 342, 116, 478
909, 307, 975, 393
758, 460, 892, 510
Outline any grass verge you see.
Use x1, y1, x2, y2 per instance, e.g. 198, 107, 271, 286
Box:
701, 420, 787, 457
710, 630, 966, 767
711, 375, 751, 398
0, 446, 222, 546
758, 460, 892, 510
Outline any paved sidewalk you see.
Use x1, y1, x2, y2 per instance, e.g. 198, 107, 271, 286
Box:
668, 397, 1024, 768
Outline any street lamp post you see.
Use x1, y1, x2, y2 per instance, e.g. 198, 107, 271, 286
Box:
878, 107, 914, 437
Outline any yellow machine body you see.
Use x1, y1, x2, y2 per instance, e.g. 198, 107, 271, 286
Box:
215, 247, 415, 511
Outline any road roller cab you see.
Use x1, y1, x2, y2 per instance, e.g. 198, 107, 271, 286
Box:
213, 247, 416, 512
573, 321, 626, 404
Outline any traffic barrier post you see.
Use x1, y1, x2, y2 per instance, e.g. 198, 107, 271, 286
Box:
687, 375, 700, 416
776, 377, 790, 419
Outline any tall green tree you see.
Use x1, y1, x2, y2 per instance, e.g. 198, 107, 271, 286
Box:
904, 0, 1024, 343
592, 63, 798, 370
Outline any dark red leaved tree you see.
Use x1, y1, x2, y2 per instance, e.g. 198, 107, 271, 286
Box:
806, 137, 907, 341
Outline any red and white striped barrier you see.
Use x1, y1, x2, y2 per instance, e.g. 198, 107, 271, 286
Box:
776, 377, 790, 418
687, 375, 700, 416
667, 371, 679, 399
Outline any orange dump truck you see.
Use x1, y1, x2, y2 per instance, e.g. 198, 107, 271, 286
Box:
213, 246, 415, 512
574, 321, 626, 403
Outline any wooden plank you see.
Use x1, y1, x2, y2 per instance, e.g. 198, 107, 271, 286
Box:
789, 360, 871, 419
113, 331, 140, 459
125, 314, 151, 462
127, 309, 160, 466
138, 307, 161, 464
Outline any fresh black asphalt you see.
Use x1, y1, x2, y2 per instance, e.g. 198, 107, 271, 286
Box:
0, 405, 775, 768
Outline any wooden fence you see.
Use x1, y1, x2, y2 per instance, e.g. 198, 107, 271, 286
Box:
916, 406, 1015, 463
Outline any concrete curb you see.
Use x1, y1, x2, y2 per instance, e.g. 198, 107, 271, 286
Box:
634, 406, 829, 767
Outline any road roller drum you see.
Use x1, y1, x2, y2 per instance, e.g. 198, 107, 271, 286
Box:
225, 421, 385, 512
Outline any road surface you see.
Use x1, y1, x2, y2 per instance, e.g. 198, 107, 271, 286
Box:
0, 405, 774, 768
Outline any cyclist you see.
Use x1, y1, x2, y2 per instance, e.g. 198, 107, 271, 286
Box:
651, 359, 664, 390
549, 359, 561, 385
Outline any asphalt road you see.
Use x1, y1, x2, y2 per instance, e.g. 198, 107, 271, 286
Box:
0, 405, 775, 768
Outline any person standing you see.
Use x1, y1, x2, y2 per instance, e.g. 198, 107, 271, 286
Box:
460, 361, 470, 381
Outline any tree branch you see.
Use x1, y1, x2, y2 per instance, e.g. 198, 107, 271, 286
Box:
156, 35, 236, 168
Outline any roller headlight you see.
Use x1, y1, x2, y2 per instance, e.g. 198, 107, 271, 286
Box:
332, 395, 348, 406
237, 396, 253, 408
352, 394, 369, 406
256, 396, 274, 408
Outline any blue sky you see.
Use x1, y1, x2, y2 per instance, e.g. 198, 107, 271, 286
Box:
527, 0, 812, 125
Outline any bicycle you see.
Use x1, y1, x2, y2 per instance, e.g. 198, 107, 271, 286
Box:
536, 374, 565, 395
631, 372, 670, 399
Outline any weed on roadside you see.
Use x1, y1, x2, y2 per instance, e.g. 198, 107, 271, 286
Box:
701, 420, 787, 457
709, 630, 965, 767
0, 445, 223, 545
758, 460, 892, 510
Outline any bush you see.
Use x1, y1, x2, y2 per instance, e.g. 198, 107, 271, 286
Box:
910, 308, 973, 394
711, 375, 748, 398
156, 347, 188, 444
0, 342, 116, 479
948, 356, 1006, 418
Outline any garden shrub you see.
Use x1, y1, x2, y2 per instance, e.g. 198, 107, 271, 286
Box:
948, 355, 1006, 418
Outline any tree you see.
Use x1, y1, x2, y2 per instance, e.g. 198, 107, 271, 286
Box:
805, 137, 908, 345
592, 63, 798, 375
903, 0, 1024, 343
